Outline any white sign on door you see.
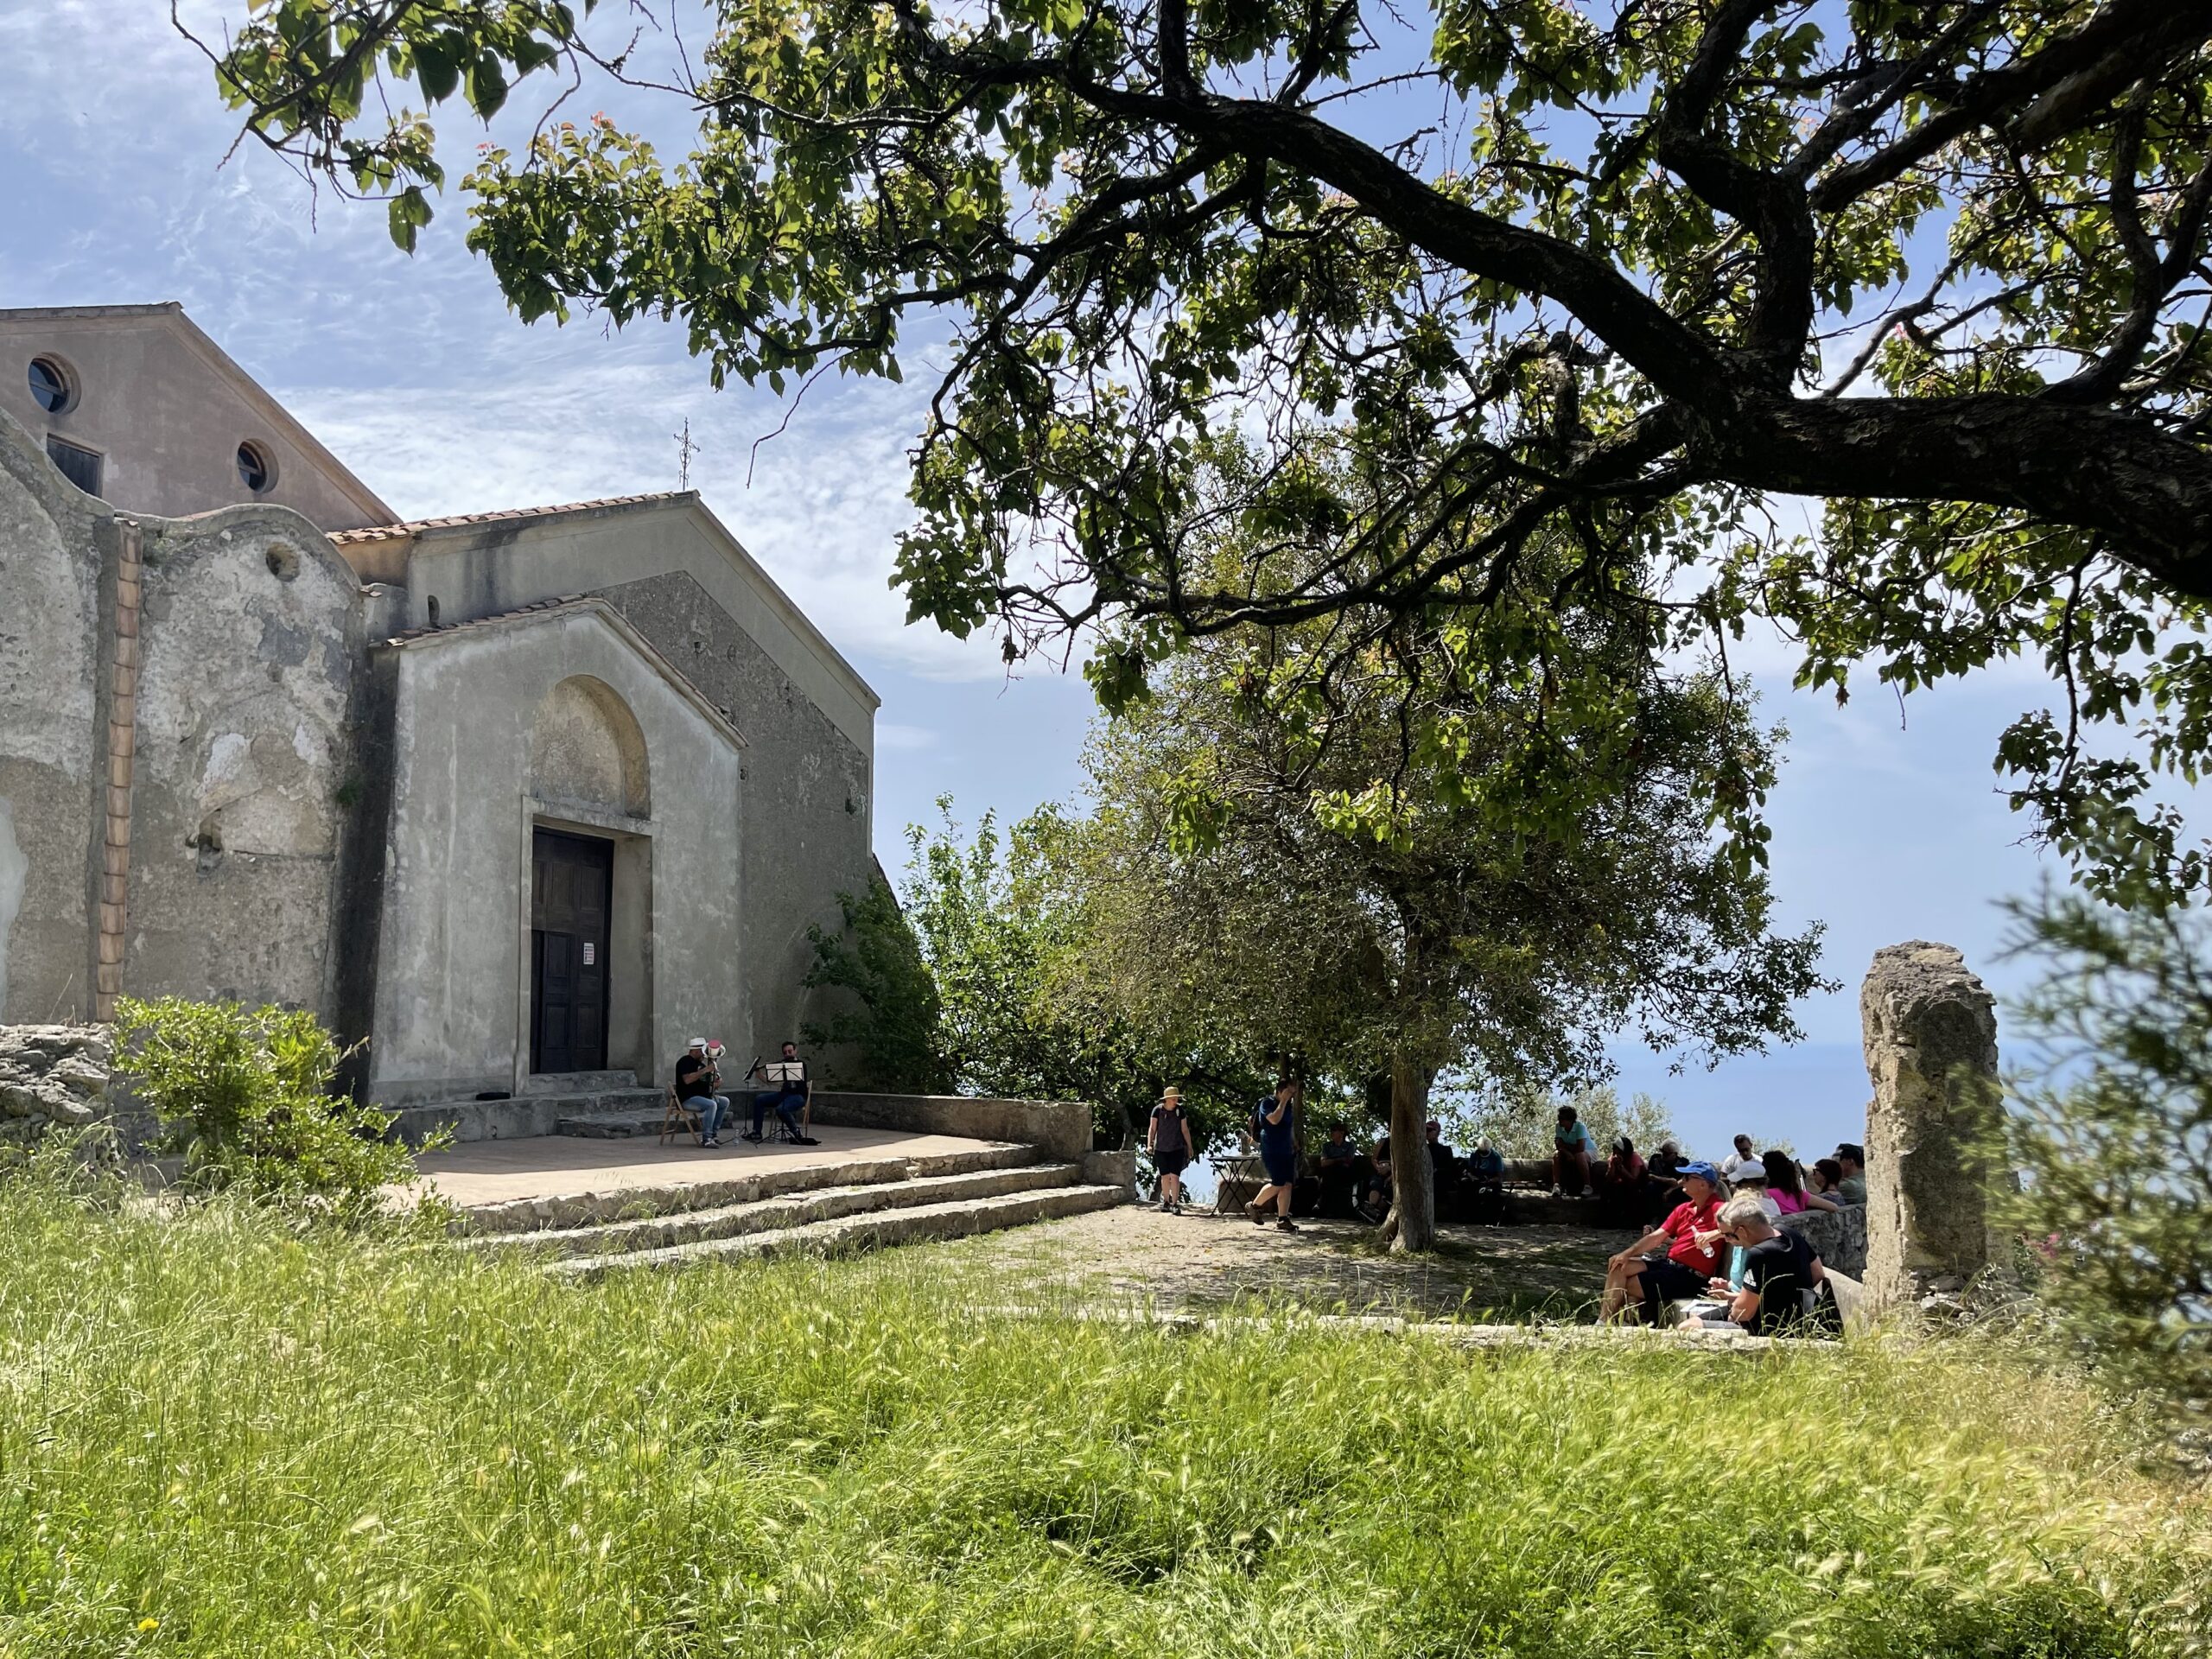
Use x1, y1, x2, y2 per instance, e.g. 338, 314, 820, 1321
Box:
582, 943, 595, 966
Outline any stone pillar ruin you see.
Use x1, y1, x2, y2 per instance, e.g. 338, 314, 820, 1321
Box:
1859, 942, 2005, 1316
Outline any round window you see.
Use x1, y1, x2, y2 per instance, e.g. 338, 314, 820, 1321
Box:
236, 442, 274, 493
29, 357, 73, 414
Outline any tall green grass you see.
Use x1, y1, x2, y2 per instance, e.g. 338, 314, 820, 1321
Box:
0, 1175, 2204, 1657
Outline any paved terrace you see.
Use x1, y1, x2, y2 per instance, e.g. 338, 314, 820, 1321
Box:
407, 1124, 1020, 1210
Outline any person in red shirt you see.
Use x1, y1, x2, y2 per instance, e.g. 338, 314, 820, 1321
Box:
1601, 1161, 1725, 1323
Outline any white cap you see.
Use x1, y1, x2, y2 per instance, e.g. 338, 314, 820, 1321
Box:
687, 1037, 708, 1049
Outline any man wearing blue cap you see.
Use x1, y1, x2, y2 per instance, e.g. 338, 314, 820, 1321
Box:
1600, 1160, 1726, 1323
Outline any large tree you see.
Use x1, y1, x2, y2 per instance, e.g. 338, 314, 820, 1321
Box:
201, 0, 2212, 901
1041, 523, 1826, 1249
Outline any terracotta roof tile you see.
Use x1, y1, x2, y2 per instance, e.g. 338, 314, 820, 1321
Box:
328, 492, 693, 544
379, 594, 593, 647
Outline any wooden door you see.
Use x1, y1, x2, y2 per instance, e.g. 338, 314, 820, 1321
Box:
531, 829, 613, 1074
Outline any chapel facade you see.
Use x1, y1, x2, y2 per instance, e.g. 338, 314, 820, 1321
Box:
0, 303, 877, 1106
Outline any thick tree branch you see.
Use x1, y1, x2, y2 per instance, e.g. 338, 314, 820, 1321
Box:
1809, 0, 2212, 211
1715, 391, 2212, 599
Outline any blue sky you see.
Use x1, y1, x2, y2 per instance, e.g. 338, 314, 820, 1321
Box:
3, 1, 2191, 1160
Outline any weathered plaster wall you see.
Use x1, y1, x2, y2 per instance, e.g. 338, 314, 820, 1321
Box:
0, 307, 391, 532
123, 508, 364, 1018
598, 569, 874, 1059
0, 412, 103, 1023
367, 609, 743, 1104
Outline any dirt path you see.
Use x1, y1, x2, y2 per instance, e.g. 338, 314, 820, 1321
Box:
932, 1205, 1631, 1320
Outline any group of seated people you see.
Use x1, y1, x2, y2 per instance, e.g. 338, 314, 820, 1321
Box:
1554, 1112, 1868, 1229
1598, 1142, 1868, 1333
673, 1038, 820, 1149
1313, 1119, 1510, 1224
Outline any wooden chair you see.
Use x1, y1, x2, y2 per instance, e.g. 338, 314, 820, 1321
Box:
659, 1084, 703, 1146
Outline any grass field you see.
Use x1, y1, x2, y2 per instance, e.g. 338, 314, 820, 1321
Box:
2, 1174, 2206, 1657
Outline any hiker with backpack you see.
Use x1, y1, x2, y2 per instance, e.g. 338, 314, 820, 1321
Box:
1245, 1077, 1302, 1233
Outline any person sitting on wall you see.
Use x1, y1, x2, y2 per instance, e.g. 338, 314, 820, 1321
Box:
1317, 1122, 1363, 1219
1721, 1132, 1766, 1186
1832, 1143, 1868, 1205
1643, 1139, 1688, 1224
1463, 1136, 1507, 1225
1595, 1135, 1649, 1226
1356, 1131, 1393, 1224
1552, 1105, 1596, 1197
1601, 1161, 1726, 1324
676, 1037, 730, 1148
1807, 1157, 1850, 1205
1680, 1194, 1826, 1337
745, 1041, 817, 1145
1729, 1160, 1783, 1222
1764, 1148, 1838, 1215
1424, 1119, 1462, 1218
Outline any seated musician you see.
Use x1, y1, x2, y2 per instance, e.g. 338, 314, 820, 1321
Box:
746, 1040, 818, 1144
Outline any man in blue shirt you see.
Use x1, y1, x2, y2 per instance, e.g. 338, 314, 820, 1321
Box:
1553, 1104, 1595, 1196
1246, 1078, 1302, 1232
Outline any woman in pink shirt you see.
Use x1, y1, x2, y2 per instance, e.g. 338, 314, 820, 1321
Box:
1764, 1148, 1837, 1215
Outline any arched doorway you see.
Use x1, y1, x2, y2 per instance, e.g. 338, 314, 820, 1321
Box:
527, 677, 651, 1074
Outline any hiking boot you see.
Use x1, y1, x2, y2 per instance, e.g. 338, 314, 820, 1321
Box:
1276, 1217, 1300, 1232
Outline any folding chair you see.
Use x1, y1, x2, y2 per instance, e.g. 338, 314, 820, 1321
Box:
659, 1084, 703, 1146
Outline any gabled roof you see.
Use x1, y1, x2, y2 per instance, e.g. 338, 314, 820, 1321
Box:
328, 493, 685, 545
340, 488, 880, 721
0, 302, 397, 525
374, 594, 748, 752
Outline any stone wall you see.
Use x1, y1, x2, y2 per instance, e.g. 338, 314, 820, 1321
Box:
600, 569, 875, 1061
0, 1024, 115, 1145
810, 1090, 1094, 1162
124, 506, 365, 1020
1860, 941, 2005, 1315
0, 415, 105, 1024
1781, 1202, 1867, 1279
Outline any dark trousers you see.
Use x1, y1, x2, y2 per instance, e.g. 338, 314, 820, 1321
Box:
752, 1088, 806, 1137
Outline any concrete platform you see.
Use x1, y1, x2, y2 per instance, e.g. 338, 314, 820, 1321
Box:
407, 1123, 1027, 1212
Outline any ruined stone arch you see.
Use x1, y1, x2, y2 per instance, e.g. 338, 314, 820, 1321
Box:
529, 674, 650, 817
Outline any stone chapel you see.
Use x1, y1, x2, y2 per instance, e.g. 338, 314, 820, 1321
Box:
0, 302, 878, 1107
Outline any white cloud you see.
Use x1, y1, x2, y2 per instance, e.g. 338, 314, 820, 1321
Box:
874, 723, 940, 753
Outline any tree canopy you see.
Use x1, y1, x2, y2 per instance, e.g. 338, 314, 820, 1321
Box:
1041, 531, 1826, 1244
808, 802, 1268, 1145
200, 0, 2212, 902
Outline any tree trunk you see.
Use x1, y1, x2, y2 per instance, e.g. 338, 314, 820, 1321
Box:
1386, 1049, 1436, 1254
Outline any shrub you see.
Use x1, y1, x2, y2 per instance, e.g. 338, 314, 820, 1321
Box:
804, 872, 956, 1092
1999, 892, 2212, 1433
112, 997, 431, 1225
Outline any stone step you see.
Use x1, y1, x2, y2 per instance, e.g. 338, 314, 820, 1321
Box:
472, 1162, 1087, 1258
453, 1141, 1046, 1236
527, 1070, 638, 1093
550, 1183, 1127, 1280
